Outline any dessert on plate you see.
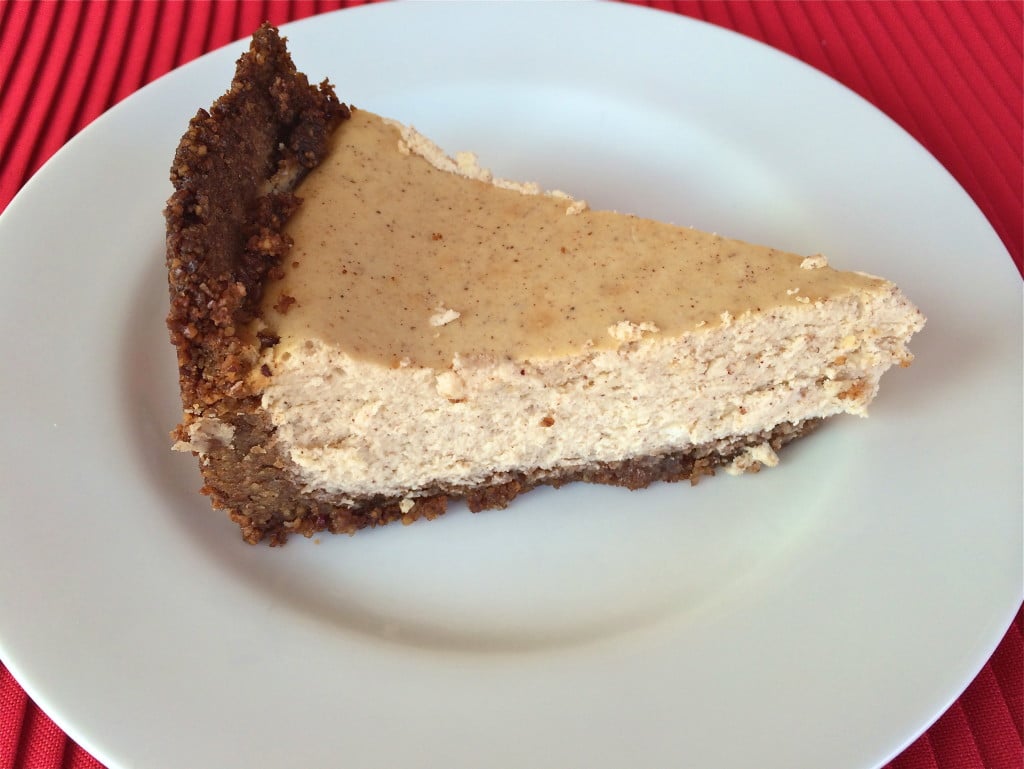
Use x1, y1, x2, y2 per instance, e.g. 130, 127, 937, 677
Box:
166, 25, 924, 544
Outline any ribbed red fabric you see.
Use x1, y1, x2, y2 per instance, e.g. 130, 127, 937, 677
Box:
0, 2, 1020, 768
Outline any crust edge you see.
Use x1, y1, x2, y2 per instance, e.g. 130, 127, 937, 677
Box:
196, 416, 821, 546
164, 23, 347, 419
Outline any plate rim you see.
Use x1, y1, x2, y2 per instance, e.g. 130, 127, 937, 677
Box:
0, 4, 1020, 769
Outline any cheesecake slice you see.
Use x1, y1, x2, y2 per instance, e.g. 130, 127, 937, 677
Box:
166, 25, 924, 545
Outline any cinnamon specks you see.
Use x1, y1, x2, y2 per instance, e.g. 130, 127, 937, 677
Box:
274, 293, 297, 314
838, 380, 868, 401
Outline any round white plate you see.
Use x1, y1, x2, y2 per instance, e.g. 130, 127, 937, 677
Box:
0, 4, 1019, 769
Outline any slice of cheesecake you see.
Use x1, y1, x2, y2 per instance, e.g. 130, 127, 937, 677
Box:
166, 25, 924, 545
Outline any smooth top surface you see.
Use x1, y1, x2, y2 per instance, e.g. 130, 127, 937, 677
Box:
0, 4, 1020, 769
269, 109, 883, 367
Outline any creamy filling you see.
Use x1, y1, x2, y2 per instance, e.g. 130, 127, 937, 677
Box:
260, 288, 921, 499
257, 109, 889, 369
248, 108, 924, 500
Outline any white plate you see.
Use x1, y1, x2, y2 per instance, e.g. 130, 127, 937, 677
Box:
0, 4, 1019, 769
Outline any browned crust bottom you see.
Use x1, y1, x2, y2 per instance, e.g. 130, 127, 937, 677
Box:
164, 25, 353, 543
194, 415, 820, 545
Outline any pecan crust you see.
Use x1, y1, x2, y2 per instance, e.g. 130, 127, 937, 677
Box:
198, 417, 820, 546
165, 24, 347, 421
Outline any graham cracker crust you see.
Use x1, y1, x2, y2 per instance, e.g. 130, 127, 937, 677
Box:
199, 414, 820, 546
165, 24, 347, 417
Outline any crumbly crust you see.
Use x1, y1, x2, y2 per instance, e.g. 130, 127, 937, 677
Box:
166, 26, 819, 546
199, 416, 820, 545
165, 25, 354, 542
165, 24, 347, 416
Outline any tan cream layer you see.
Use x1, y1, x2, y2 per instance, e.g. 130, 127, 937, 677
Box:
256, 290, 921, 499
258, 109, 885, 369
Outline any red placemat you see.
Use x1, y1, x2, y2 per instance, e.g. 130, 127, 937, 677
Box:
0, 2, 1021, 768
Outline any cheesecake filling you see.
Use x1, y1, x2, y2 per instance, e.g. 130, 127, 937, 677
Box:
250, 108, 924, 501
259, 289, 920, 499
256, 109, 891, 368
